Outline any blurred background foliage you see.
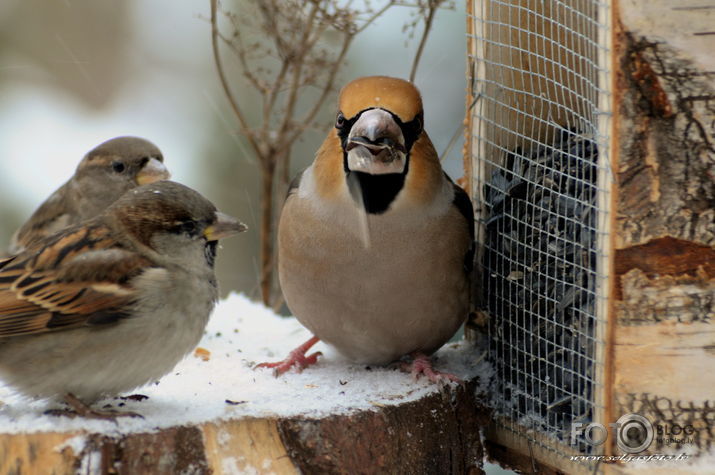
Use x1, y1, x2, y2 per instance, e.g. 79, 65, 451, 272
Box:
0, 0, 467, 302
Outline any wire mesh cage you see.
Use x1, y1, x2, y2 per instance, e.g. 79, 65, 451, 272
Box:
466, 0, 612, 467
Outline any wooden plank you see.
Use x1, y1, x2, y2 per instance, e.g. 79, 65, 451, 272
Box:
202, 419, 296, 475
613, 269, 715, 455
614, 320, 715, 403
0, 432, 79, 475
596, 0, 618, 462
613, 238, 715, 300
486, 421, 596, 475
618, 0, 715, 73
612, 1, 715, 250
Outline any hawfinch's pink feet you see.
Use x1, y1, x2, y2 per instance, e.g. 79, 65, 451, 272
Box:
255, 336, 322, 376
400, 352, 462, 384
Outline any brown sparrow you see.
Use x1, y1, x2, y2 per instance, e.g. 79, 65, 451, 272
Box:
0, 181, 246, 415
9, 136, 170, 254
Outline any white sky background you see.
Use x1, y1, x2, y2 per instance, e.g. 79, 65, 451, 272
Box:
0, 0, 468, 293
0, 0, 218, 209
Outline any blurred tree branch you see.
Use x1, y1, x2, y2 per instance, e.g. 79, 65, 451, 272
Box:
406, 0, 453, 82
408, 0, 436, 82
209, 0, 450, 306
210, 0, 397, 305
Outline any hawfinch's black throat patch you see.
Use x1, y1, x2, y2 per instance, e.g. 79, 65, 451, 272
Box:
339, 108, 422, 214
346, 171, 407, 215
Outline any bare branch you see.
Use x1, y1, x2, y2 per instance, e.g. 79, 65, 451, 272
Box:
278, 2, 319, 143
287, 33, 352, 145
355, 0, 396, 34
262, 58, 289, 137
208, 0, 436, 305
209, 0, 263, 159
289, 0, 396, 142
217, 31, 267, 94
440, 94, 480, 161
409, 0, 438, 82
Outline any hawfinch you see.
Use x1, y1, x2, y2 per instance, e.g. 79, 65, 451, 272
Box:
0, 181, 245, 417
9, 136, 170, 254
258, 76, 474, 382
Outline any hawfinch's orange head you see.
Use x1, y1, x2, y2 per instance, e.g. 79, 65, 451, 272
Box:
315, 76, 439, 214
338, 76, 423, 125
336, 77, 423, 177
312, 76, 442, 214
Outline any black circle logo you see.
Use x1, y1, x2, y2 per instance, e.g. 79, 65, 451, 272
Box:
616, 414, 654, 453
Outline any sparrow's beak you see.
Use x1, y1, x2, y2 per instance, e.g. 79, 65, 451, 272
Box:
136, 157, 171, 185
346, 108, 407, 175
204, 212, 247, 241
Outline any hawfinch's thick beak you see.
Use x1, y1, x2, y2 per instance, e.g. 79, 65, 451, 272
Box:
346, 109, 406, 175
204, 212, 247, 241
136, 157, 171, 185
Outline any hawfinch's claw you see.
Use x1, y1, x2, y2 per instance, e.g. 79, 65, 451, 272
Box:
255, 351, 322, 376
400, 353, 462, 385
254, 336, 322, 376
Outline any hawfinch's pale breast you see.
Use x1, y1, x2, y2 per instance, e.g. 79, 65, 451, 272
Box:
277, 76, 474, 368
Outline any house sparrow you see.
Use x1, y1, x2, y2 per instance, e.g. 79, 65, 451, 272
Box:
0, 181, 246, 416
257, 76, 474, 383
8, 136, 170, 254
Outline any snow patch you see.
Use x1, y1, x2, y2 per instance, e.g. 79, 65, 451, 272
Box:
0, 293, 490, 435
54, 434, 87, 456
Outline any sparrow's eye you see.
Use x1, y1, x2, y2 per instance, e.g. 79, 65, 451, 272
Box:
112, 161, 126, 173
335, 113, 345, 129
171, 219, 198, 236
180, 220, 197, 234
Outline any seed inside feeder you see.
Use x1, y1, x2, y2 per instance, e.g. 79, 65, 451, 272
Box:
483, 128, 599, 450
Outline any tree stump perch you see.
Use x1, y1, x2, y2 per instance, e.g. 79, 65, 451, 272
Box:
0, 295, 491, 474
0, 378, 488, 474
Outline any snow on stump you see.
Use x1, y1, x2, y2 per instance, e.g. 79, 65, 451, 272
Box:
0, 294, 491, 474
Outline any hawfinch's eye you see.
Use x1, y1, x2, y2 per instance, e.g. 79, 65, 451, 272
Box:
335, 113, 345, 129
112, 161, 126, 173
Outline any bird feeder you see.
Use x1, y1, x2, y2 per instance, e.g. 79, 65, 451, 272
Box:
466, 0, 715, 473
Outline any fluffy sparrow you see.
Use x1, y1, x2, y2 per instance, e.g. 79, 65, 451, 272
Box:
9, 136, 170, 254
0, 181, 246, 415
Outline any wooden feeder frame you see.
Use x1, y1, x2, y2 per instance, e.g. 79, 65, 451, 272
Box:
466, 1, 715, 474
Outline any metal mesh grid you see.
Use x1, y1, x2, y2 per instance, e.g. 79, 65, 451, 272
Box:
467, 0, 611, 458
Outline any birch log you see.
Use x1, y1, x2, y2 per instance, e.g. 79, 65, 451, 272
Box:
609, 0, 715, 462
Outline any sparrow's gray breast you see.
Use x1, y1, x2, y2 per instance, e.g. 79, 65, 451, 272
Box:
0, 263, 216, 403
